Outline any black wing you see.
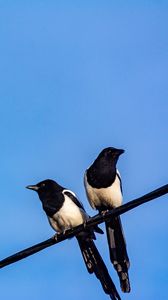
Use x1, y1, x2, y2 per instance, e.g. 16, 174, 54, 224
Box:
116, 172, 123, 194
63, 190, 85, 211
64, 190, 103, 234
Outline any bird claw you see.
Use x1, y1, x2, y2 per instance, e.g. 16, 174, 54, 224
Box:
53, 227, 71, 240
101, 210, 109, 216
53, 233, 60, 241
62, 227, 71, 235
83, 220, 87, 229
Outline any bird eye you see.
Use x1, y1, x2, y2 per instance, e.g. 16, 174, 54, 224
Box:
41, 183, 46, 187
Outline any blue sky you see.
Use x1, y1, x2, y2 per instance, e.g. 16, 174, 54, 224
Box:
0, 1, 168, 300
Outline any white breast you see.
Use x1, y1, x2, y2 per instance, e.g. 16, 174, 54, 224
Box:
84, 170, 123, 210
48, 193, 88, 233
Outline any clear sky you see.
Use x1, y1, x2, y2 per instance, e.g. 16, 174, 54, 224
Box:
0, 1, 168, 300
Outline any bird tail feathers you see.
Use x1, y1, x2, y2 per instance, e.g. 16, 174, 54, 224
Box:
105, 215, 130, 293
77, 236, 121, 300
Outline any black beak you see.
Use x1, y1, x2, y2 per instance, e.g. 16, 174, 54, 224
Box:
26, 185, 39, 191
118, 149, 125, 155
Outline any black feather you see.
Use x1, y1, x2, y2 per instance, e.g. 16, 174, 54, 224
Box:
105, 216, 130, 293
77, 235, 121, 300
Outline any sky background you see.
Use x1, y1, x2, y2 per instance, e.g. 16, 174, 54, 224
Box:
0, 1, 168, 300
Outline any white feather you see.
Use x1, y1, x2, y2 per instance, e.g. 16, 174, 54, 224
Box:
48, 192, 88, 233
84, 169, 122, 210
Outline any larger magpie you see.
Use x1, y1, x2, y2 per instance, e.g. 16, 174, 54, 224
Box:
26, 179, 121, 300
84, 147, 130, 293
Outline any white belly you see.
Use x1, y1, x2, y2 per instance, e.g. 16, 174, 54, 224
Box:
48, 194, 88, 233
84, 172, 122, 210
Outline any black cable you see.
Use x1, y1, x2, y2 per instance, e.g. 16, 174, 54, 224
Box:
1, 183, 168, 269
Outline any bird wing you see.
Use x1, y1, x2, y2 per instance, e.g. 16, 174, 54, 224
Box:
116, 169, 123, 194
63, 190, 85, 211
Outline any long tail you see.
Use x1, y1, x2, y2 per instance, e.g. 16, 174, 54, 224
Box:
77, 236, 121, 300
105, 216, 130, 293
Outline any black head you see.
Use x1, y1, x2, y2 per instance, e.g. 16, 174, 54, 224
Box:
87, 147, 125, 188
26, 179, 63, 195
97, 147, 125, 161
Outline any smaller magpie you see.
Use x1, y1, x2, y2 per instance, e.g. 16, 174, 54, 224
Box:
84, 147, 130, 293
26, 179, 121, 300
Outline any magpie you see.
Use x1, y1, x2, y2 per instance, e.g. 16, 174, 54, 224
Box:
84, 147, 130, 293
26, 179, 121, 300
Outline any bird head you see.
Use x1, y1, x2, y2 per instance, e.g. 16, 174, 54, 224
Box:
26, 179, 63, 196
98, 147, 125, 161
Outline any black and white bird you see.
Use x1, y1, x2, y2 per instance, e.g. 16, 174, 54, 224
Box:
84, 147, 130, 293
26, 179, 121, 300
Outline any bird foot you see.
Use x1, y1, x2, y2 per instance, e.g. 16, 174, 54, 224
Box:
53, 228, 71, 240
100, 210, 109, 216
62, 227, 72, 235
53, 232, 61, 241
83, 220, 87, 229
